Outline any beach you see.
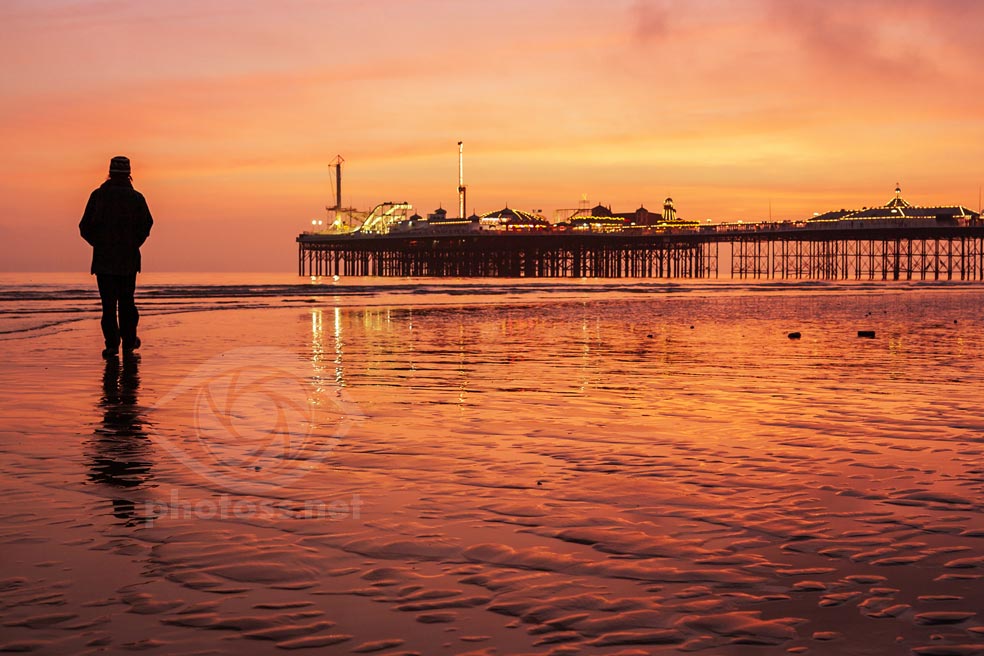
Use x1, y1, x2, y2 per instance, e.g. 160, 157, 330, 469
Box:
1, 276, 982, 654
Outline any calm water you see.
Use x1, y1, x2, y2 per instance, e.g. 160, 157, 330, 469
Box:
0, 274, 982, 654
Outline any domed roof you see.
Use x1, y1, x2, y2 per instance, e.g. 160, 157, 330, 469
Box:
885, 183, 911, 209
481, 207, 549, 225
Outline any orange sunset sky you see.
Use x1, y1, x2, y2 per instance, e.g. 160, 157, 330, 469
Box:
1, 0, 982, 272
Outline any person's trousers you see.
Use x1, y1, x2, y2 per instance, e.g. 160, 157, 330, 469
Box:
96, 274, 139, 350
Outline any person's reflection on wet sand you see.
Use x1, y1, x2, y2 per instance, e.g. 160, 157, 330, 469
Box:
86, 355, 152, 524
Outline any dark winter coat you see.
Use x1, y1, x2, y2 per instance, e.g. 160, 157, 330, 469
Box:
79, 178, 154, 275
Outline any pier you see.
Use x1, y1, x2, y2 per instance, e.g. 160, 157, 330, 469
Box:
730, 227, 984, 280
298, 226, 984, 280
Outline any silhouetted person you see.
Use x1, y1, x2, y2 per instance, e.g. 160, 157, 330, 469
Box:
79, 156, 153, 359
87, 355, 153, 524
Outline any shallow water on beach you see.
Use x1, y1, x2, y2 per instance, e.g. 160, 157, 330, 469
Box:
1, 278, 983, 654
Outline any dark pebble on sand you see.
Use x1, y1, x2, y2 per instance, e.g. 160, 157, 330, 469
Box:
788, 332, 801, 339
858, 330, 876, 338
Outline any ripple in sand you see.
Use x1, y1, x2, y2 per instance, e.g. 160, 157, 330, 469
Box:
588, 629, 685, 646
351, 638, 405, 652
676, 611, 800, 645
243, 620, 338, 641
910, 646, 984, 655
914, 612, 977, 626
0, 640, 47, 652
415, 612, 456, 623
274, 633, 352, 649
2, 612, 78, 628
146, 531, 321, 593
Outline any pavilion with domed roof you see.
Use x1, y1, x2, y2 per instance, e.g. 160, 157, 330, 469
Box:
478, 207, 550, 231
808, 185, 980, 227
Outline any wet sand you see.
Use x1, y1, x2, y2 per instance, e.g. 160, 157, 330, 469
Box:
1, 285, 983, 654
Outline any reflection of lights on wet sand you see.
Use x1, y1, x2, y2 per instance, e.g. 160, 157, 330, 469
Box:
310, 309, 324, 392
334, 306, 344, 386
458, 323, 468, 408
311, 306, 347, 389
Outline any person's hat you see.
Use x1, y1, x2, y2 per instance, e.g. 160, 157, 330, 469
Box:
109, 156, 131, 174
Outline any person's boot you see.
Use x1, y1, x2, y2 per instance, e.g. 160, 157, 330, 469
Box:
102, 346, 119, 359
123, 337, 141, 353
